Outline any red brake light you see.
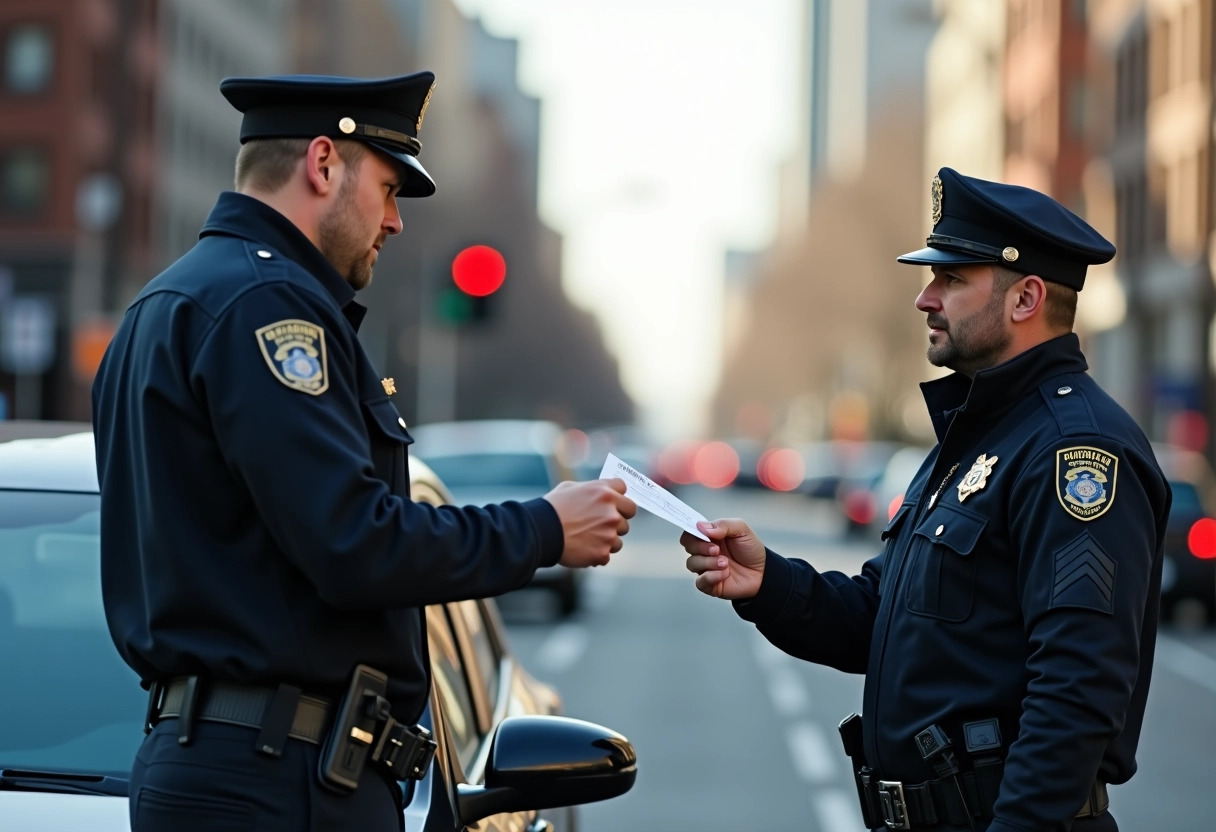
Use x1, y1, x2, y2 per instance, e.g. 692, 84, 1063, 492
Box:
887, 494, 904, 521
1188, 518, 1216, 559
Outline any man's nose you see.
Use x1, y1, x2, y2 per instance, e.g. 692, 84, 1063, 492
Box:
383, 201, 403, 235
915, 286, 939, 313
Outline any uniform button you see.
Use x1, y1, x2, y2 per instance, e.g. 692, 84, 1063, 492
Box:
256, 250, 272, 259
1057, 386, 1072, 396
398, 417, 407, 429
935, 524, 945, 535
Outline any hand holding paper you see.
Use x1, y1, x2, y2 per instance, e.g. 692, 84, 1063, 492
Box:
598, 453, 710, 541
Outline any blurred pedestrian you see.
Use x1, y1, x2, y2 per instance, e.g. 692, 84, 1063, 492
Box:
682, 168, 1169, 832
92, 72, 635, 832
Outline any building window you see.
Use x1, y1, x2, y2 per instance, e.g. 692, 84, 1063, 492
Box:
0, 147, 50, 216
4, 23, 54, 94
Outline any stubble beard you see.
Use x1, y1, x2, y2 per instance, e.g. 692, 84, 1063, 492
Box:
318, 171, 375, 291
926, 289, 1012, 377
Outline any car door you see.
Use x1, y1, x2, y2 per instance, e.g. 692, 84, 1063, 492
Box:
426, 604, 533, 832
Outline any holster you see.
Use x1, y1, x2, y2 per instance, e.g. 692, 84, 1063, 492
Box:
839, 712, 879, 828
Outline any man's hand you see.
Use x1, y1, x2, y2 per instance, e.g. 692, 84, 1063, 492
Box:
546, 478, 637, 568
682, 519, 766, 599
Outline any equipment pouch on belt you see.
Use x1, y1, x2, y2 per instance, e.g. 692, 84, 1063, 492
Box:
318, 664, 436, 793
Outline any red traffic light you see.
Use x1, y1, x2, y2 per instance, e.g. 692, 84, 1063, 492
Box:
451, 245, 506, 297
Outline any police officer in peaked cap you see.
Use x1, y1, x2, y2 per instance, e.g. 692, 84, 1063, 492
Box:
92, 73, 636, 831
683, 168, 1169, 831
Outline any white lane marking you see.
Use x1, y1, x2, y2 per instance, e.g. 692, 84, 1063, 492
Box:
583, 574, 619, 612
1155, 634, 1216, 695
787, 721, 836, 783
751, 630, 790, 670
767, 664, 810, 717
812, 787, 866, 832
533, 623, 590, 675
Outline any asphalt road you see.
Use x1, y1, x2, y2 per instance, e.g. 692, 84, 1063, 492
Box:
499, 486, 1216, 830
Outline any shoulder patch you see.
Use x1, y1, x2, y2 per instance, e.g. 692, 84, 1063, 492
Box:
1055, 446, 1118, 521
255, 319, 328, 395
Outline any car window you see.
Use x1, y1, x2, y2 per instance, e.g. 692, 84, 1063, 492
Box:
0, 490, 144, 778
446, 600, 502, 729
420, 453, 552, 488
425, 606, 481, 774
1170, 481, 1204, 517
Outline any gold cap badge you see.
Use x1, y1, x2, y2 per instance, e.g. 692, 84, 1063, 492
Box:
416, 82, 436, 133
931, 176, 943, 227
381, 377, 396, 396
338, 117, 356, 134
1002, 247, 1019, 262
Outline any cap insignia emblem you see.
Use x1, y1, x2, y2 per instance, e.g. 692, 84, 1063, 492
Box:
1002, 247, 1019, 262
338, 117, 356, 135
957, 454, 998, 502
381, 377, 397, 396
931, 176, 943, 227
417, 82, 436, 133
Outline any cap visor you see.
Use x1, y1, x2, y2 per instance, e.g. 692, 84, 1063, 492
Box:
366, 141, 436, 198
896, 246, 999, 267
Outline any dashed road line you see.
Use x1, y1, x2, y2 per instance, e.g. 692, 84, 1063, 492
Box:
787, 720, 837, 784
813, 787, 866, 831
533, 623, 590, 674
768, 664, 811, 717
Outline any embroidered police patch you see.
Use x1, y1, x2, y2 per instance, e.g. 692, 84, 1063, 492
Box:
1055, 446, 1118, 521
255, 319, 329, 396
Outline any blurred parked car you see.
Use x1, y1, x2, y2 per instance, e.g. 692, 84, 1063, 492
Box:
409, 419, 582, 616
1153, 443, 1216, 624
859, 445, 933, 538
0, 423, 636, 831
799, 440, 899, 504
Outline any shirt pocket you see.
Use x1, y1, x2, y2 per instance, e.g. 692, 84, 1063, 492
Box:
904, 502, 987, 622
361, 396, 414, 493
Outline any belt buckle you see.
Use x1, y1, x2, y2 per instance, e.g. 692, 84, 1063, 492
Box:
878, 780, 911, 830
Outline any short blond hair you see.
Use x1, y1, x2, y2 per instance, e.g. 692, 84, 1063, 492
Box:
233, 138, 368, 192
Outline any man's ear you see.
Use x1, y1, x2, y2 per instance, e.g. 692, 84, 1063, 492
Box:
304, 136, 340, 196
1009, 274, 1047, 323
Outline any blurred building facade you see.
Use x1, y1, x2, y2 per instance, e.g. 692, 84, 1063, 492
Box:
713, 0, 939, 445
0, 0, 631, 428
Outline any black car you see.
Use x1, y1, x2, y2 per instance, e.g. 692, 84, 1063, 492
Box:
0, 422, 636, 831
1155, 444, 1216, 624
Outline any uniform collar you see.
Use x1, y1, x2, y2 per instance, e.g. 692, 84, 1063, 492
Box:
199, 192, 366, 331
920, 333, 1089, 441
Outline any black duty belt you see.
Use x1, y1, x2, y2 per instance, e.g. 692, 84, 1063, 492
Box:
155, 678, 332, 744
863, 768, 1109, 830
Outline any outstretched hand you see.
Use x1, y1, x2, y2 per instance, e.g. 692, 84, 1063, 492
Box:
547, 478, 636, 568
681, 518, 766, 599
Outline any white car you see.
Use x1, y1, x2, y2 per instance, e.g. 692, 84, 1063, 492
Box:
0, 422, 636, 830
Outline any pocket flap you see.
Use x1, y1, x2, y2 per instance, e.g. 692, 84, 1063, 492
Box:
363, 397, 414, 445
881, 502, 914, 541
912, 502, 987, 555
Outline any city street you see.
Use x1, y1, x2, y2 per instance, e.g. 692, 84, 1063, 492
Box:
499, 486, 1216, 830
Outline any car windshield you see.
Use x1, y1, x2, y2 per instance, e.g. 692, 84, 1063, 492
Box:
0, 490, 143, 779
420, 453, 551, 489
1170, 481, 1204, 518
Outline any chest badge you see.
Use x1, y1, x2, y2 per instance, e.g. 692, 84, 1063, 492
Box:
957, 454, 998, 502
381, 377, 397, 396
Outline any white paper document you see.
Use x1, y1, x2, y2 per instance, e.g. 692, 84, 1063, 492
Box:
599, 453, 711, 541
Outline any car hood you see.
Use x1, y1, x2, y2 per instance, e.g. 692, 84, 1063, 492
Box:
0, 792, 129, 830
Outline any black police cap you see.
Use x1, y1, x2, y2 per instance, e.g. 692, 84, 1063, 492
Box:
897, 167, 1115, 290
220, 73, 437, 198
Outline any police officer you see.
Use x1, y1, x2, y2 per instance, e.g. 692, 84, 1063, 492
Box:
682, 168, 1170, 831
92, 73, 636, 832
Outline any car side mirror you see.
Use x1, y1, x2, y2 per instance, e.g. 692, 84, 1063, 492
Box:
455, 714, 637, 824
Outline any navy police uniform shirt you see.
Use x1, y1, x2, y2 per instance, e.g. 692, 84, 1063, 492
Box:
92, 192, 564, 722
733, 334, 1169, 831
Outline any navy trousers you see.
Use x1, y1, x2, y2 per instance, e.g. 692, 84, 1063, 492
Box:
129, 720, 404, 832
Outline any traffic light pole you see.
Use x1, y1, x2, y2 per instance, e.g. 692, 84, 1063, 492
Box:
414, 253, 458, 425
